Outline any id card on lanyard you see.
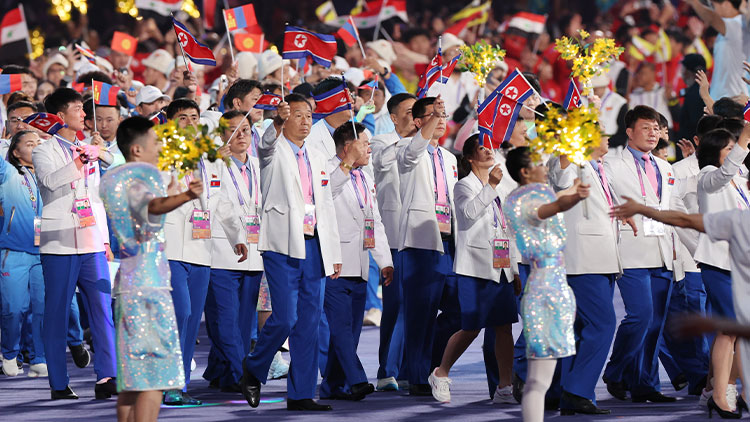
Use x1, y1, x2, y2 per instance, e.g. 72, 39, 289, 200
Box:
492, 198, 510, 268
633, 155, 665, 237
189, 160, 211, 238
351, 171, 376, 249
228, 164, 261, 244
58, 137, 97, 228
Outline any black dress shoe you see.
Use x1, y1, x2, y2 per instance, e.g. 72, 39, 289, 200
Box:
545, 397, 560, 411
179, 391, 202, 406
408, 383, 432, 396
560, 391, 611, 415
51, 385, 79, 400
287, 398, 332, 411
351, 382, 375, 400
94, 378, 118, 399
738, 395, 748, 412
239, 360, 261, 408
605, 379, 628, 401
671, 373, 688, 391
69, 344, 91, 368
512, 373, 524, 403
208, 378, 220, 389
631, 391, 677, 403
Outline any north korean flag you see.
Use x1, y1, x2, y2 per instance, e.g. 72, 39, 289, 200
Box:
149, 111, 167, 125
172, 17, 217, 66
92, 81, 120, 106
282, 26, 337, 68
563, 79, 582, 110
744, 100, 750, 123
438, 53, 462, 83
312, 82, 352, 119
253, 92, 282, 110
492, 94, 524, 143
0, 73, 22, 94
477, 89, 500, 148
496, 69, 535, 106
23, 112, 66, 135
416, 48, 443, 98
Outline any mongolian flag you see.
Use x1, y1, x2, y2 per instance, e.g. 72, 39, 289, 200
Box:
223, 3, 257, 32
0, 73, 22, 94
336, 16, 361, 47
92, 81, 120, 106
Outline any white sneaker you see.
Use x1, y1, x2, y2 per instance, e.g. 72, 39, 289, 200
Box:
727, 384, 738, 412
377, 377, 399, 391
363, 308, 382, 327
2, 358, 19, 377
28, 363, 48, 378
190, 358, 196, 372
268, 351, 289, 380
428, 368, 451, 403
493, 385, 516, 404
699, 388, 713, 407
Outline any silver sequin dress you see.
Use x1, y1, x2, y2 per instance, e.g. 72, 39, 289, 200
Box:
100, 162, 185, 392
506, 183, 576, 359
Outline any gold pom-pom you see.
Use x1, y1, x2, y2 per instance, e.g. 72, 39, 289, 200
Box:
529, 104, 603, 166
554, 29, 623, 95
458, 41, 506, 88
156, 120, 229, 179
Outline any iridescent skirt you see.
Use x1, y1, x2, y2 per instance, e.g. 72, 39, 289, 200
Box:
114, 289, 185, 392
521, 256, 576, 359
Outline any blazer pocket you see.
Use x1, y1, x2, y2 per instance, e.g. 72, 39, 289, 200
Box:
265, 203, 289, 215
381, 200, 400, 211
466, 238, 491, 249
577, 221, 606, 236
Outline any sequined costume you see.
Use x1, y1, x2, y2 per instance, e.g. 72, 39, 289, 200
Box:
100, 162, 185, 392
506, 183, 576, 359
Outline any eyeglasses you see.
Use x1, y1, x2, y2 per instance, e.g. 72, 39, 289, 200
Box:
8, 117, 29, 124
415, 113, 449, 119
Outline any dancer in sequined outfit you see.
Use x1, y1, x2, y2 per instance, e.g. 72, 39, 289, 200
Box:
99, 116, 204, 422
503, 147, 590, 422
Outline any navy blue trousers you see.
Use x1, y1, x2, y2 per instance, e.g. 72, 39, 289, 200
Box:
203, 268, 262, 387
604, 267, 673, 394
377, 249, 405, 380
41, 252, 115, 390
168, 260, 211, 387
560, 274, 617, 402
400, 241, 460, 386
320, 276, 368, 397
245, 237, 325, 400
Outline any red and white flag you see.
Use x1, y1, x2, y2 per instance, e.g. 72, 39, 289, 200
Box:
136, 0, 183, 16
351, 0, 408, 28
508, 12, 546, 35
0, 6, 29, 46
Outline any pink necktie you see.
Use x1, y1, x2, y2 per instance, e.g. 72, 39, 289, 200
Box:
353, 169, 368, 206
240, 166, 250, 189
432, 149, 448, 204
597, 159, 613, 208
297, 150, 313, 204
642, 154, 659, 198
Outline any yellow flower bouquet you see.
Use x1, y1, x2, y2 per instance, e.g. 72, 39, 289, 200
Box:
554, 30, 623, 95
459, 40, 506, 88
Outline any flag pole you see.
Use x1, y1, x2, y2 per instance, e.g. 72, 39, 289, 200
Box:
351, 16, 367, 60
222, 11, 236, 63
531, 15, 548, 56
342, 73, 357, 135
225, 107, 253, 146
280, 56, 285, 98
171, 13, 194, 77
369, 74, 378, 102
373, 0, 388, 41
19, 5, 32, 62
92, 79, 97, 133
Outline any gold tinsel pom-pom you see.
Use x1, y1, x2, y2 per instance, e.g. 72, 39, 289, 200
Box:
530, 104, 603, 166
458, 41, 505, 88
156, 119, 229, 179
555, 29, 623, 96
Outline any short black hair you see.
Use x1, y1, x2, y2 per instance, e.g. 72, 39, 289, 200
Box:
2, 65, 34, 77
223, 79, 262, 111
412, 97, 437, 120
625, 105, 660, 129
313, 77, 345, 97
697, 128, 735, 169
261, 82, 281, 94
506, 146, 533, 184
76, 71, 113, 85
7, 130, 36, 175
44, 88, 83, 115
292, 82, 314, 98
358, 79, 385, 92
654, 138, 669, 152
7, 92, 33, 107
696, 114, 723, 139
221, 109, 251, 125
6, 101, 37, 115
458, 134, 480, 179
284, 92, 312, 110
387, 93, 416, 114
713, 97, 744, 119
116, 116, 154, 161
332, 122, 366, 150
403, 28, 430, 44
657, 113, 669, 130
166, 98, 200, 120
717, 118, 744, 140
522, 72, 541, 96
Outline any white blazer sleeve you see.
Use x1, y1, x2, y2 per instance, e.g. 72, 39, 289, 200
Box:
213, 171, 245, 248
455, 182, 498, 221
328, 164, 349, 199
698, 144, 749, 194
32, 146, 81, 191
257, 124, 279, 169
397, 130, 429, 173
546, 156, 577, 192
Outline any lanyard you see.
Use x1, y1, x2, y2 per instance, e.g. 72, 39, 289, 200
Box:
350, 170, 373, 211
184, 158, 210, 202
601, 91, 612, 109
731, 180, 750, 209
56, 136, 89, 190
227, 163, 259, 209
23, 171, 40, 215
430, 147, 450, 202
492, 197, 506, 230
632, 155, 652, 203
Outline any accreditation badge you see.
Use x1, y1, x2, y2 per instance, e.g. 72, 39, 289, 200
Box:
33, 217, 41, 246
192, 209, 211, 239
435, 203, 451, 235
245, 215, 260, 244
363, 218, 375, 249
493, 239, 511, 269
74, 197, 96, 228
303, 204, 316, 236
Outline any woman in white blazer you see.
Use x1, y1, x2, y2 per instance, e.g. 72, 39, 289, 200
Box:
694, 127, 750, 415
428, 135, 518, 403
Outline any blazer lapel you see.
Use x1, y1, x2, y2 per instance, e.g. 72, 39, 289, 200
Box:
623, 147, 660, 204
280, 136, 304, 200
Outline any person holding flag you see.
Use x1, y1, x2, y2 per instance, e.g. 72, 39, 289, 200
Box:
90, 81, 124, 161
306, 77, 356, 159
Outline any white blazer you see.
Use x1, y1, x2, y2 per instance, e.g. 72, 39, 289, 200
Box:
453, 172, 514, 282
370, 131, 401, 249
547, 158, 621, 275
603, 146, 677, 271
163, 159, 245, 266
32, 135, 109, 255
694, 144, 750, 271
210, 157, 264, 271
257, 126, 342, 276
672, 154, 700, 273
306, 119, 337, 160
395, 130, 459, 253
327, 157, 392, 278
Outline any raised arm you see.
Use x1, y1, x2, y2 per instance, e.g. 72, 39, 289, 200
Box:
397, 96, 444, 172
454, 167, 503, 221
686, 0, 726, 35
698, 142, 749, 194
537, 178, 590, 220
32, 143, 84, 192
612, 195, 706, 232
257, 102, 290, 168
